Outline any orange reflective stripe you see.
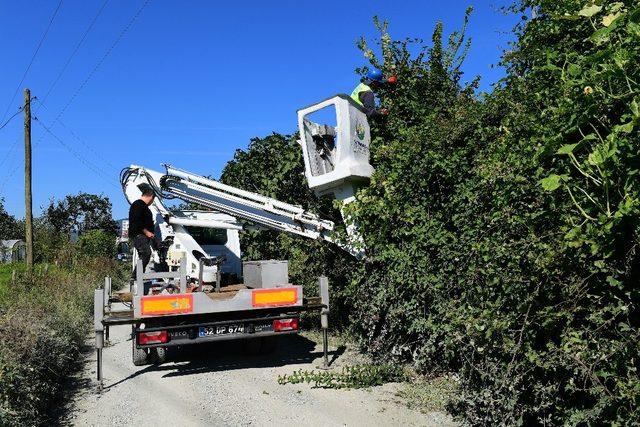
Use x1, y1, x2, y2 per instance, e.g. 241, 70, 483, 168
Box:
252, 288, 298, 307
140, 294, 194, 315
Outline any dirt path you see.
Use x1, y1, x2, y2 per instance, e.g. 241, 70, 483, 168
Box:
65, 322, 455, 426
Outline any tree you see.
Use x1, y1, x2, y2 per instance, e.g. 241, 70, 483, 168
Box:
44, 193, 118, 236
78, 229, 116, 258
0, 198, 22, 240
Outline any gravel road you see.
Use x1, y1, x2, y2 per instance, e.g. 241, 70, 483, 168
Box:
65, 320, 455, 427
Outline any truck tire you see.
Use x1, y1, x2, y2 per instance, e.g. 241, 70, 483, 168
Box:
151, 347, 168, 365
132, 342, 150, 366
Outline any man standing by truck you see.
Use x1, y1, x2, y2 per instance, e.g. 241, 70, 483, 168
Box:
128, 183, 156, 278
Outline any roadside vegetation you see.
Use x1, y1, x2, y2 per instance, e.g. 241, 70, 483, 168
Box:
0, 196, 126, 426
222, 1, 640, 424
0, 264, 26, 301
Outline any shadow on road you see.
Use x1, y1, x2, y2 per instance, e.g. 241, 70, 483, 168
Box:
105, 334, 345, 390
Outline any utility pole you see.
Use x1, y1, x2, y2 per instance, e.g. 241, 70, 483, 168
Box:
24, 88, 33, 268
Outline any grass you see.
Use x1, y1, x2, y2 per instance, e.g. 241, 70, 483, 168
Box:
0, 258, 127, 425
0, 263, 27, 301
396, 374, 459, 413
0, 264, 61, 302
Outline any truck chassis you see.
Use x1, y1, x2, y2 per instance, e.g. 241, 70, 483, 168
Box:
93, 258, 330, 390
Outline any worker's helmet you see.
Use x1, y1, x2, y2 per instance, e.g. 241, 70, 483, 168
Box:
366, 69, 384, 82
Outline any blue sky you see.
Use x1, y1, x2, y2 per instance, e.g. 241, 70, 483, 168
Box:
0, 0, 518, 220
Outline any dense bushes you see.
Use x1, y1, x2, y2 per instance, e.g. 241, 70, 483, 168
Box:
0, 260, 126, 425
78, 230, 118, 259
0, 199, 22, 240
221, 1, 640, 424
0, 194, 124, 424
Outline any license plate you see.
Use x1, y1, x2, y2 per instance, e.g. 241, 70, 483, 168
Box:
199, 324, 245, 337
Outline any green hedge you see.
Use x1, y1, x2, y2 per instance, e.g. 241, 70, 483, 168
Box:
221, 2, 640, 424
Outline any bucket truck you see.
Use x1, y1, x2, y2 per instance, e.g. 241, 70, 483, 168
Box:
93, 94, 373, 379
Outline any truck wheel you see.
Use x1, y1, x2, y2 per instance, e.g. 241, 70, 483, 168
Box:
132, 342, 150, 366
151, 347, 168, 365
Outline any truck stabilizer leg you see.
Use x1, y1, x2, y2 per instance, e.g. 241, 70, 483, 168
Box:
94, 289, 105, 391
319, 276, 330, 369
96, 331, 103, 391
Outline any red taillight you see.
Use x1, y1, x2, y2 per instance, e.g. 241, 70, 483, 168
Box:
273, 318, 299, 332
138, 330, 169, 345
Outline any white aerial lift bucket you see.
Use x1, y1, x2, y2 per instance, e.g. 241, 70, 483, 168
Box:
297, 94, 374, 203
297, 94, 374, 257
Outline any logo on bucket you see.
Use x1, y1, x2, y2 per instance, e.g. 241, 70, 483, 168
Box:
356, 121, 366, 140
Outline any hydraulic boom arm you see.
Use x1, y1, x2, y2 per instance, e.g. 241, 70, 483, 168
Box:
158, 164, 335, 242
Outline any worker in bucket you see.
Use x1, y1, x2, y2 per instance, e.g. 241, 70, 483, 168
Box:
350, 68, 397, 118
128, 183, 158, 279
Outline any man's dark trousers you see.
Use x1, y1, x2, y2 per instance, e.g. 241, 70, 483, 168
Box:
132, 234, 151, 279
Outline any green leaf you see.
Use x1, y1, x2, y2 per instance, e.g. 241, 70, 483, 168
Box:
557, 144, 578, 155
610, 2, 625, 13
631, 99, 640, 118
591, 26, 614, 43
540, 174, 568, 191
628, 21, 640, 37
560, 13, 582, 21
588, 150, 606, 166
578, 4, 602, 17
567, 64, 581, 77
615, 121, 635, 133
602, 13, 621, 27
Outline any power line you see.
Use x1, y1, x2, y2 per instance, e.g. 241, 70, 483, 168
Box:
33, 115, 119, 190
0, 147, 21, 196
0, 0, 64, 122
52, 0, 151, 122
0, 107, 23, 131
34, 98, 119, 172
0, 0, 150, 197
40, 0, 111, 105
0, 138, 20, 169
28, 0, 151, 176
1, 96, 37, 169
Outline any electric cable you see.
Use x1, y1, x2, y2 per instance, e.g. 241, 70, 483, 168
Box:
34, 98, 119, 172
120, 166, 177, 205
0, 138, 20, 169
52, 0, 151, 122
0, 107, 23, 132
1, 1, 150, 198
0, 96, 38, 192
0, 149, 21, 195
33, 115, 119, 189
0, 0, 64, 122
39, 0, 111, 105
26, 0, 151, 184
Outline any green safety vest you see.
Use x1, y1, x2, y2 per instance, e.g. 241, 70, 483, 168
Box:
350, 82, 371, 106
